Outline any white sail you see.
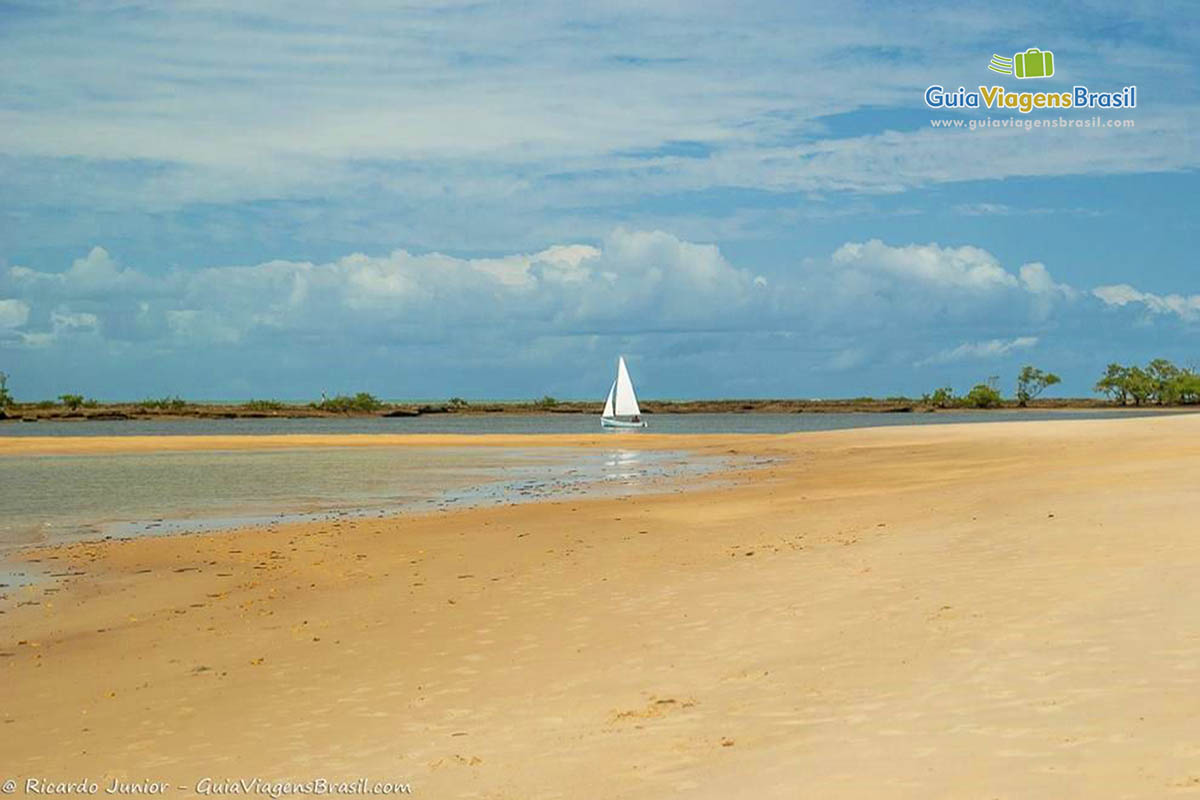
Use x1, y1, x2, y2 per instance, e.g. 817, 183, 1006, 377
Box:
601, 356, 646, 428
602, 380, 616, 418
613, 356, 642, 417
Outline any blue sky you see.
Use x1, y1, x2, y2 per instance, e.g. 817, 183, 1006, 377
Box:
1, 0, 1197, 401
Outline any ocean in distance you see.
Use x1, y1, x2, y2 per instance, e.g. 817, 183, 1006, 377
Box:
0, 408, 1177, 437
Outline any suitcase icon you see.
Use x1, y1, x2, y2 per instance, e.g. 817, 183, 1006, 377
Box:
1014, 48, 1054, 79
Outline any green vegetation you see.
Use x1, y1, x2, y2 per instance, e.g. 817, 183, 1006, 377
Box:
922, 386, 957, 409
138, 395, 188, 411
1095, 364, 1134, 404
922, 364, 1060, 410
1171, 373, 1200, 404
10, 358, 1200, 422
312, 392, 384, 413
918, 359, 1197, 409
1016, 365, 1061, 407
1095, 359, 1200, 405
243, 399, 286, 411
962, 383, 1003, 409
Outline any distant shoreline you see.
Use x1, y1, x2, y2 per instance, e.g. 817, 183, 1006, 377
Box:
1, 396, 1190, 424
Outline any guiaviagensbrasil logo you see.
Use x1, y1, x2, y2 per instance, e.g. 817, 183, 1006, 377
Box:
989, 48, 1054, 79
925, 48, 1136, 114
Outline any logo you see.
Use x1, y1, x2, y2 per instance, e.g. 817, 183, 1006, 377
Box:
923, 48, 1137, 114
989, 48, 1055, 79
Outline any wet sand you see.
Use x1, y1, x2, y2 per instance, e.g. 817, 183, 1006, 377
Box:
3, 415, 1200, 798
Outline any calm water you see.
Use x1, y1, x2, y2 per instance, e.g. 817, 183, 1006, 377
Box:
0, 446, 739, 558
0, 409, 1176, 437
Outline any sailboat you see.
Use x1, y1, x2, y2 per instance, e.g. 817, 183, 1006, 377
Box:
601, 356, 647, 429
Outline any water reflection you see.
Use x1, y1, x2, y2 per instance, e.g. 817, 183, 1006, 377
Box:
601, 449, 644, 481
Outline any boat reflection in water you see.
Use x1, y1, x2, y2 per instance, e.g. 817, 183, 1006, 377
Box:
601, 449, 644, 482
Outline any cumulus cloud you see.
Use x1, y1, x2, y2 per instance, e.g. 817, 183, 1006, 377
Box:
832, 240, 1018, 292
1020, 263, 1074, 297
49, 308, 100, 331
916, 336, 1039, 366
9, 246, 153, 298
4, 232, 1194, 398
1093, 284, 1200, 321
1019, 262, 1077, 318
2, 230, 769, 350
818, 240, 1077, 329
0, 234, 1108, 360
30, 307, 102, 347
0, 299, 30, 328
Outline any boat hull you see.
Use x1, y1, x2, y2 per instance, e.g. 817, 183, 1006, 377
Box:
601, 417, 647, 429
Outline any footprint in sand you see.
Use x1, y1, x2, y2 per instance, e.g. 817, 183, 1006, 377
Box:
429, 754, 482, 769
609, 696, 697, 724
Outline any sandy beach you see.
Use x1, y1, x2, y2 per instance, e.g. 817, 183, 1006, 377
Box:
3, 414, 1200, 798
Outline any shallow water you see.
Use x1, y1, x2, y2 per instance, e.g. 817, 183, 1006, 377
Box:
0, 446, 740, 558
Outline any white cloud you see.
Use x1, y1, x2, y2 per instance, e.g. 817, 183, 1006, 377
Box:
49, 308, 100, 331
1020, 263, 1074, 297
1019, 261, 1077, 319
817, 241, 1082, 335
2, 230, 767, 348
1093, 284, 1200, 321
0, 2, 1194, 220
3, 234, 1094, 356
2, 305, 100, 349
953, 203, 1105, 219
916, 336, 1039, 366
954, 203, 1014, 216
4, 230, 1198, 398
9, 246, 153, 297
832, 239, 1018, 292
4, 233, 1193, 397
0, 299, 30, 328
